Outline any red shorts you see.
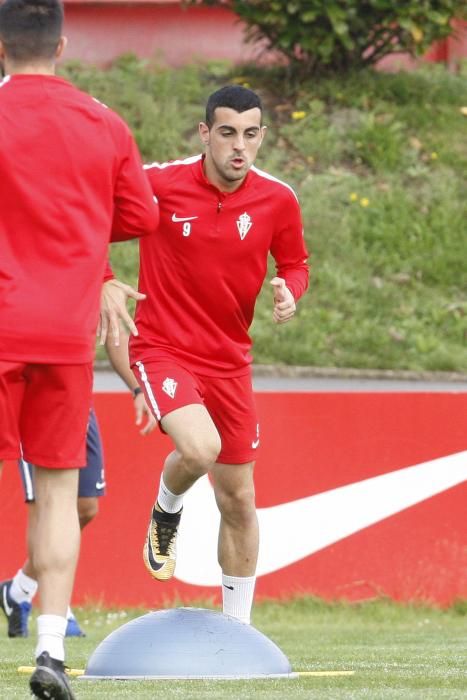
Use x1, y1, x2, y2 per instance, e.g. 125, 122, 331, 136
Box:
134, 360, 260, 464
0, 361, 93, 468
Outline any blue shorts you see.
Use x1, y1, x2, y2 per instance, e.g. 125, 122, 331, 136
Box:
18, 408, 106, 501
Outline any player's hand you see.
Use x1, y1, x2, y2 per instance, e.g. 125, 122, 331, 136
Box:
99, 279, 146, 346
134, 394, 157, 435
271, 277, 296, 324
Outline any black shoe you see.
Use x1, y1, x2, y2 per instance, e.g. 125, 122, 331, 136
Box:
29, 652, 76, 700
0, 579, 31, 637
143, 504, 182, 581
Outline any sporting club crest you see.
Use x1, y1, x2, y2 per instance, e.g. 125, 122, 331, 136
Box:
162, 377, 177, 399
236, 212, 252, 240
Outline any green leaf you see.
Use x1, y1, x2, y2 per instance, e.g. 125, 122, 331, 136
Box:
287, 2, 300, 14
300, 10, 317, 23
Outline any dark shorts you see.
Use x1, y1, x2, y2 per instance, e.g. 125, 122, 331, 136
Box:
18, 408, 106, 501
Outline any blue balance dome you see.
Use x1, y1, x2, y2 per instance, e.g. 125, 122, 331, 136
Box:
82, 607, 293, 680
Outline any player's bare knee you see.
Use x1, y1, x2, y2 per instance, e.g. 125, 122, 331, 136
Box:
217, 486, 256, 525
181, 445, 218, 474
180, 436, 221, 474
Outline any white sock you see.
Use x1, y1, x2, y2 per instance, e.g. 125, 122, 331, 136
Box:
157, 474, 184, 513
35, 614, 67, 662
222, 574, 256, 625
10, 569, 38, 604
66, 606, 74, 621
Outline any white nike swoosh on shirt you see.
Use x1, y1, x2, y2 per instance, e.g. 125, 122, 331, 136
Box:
171, 214, 198, 222
175, 451, 467, 586
251, 439, 260, 449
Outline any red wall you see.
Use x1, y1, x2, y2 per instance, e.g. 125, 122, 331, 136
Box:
60, 2, 467, 68
1, 392, 466, 607
62, 3, 262, 67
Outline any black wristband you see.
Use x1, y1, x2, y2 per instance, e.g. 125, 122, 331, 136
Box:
132, 386, 143, 399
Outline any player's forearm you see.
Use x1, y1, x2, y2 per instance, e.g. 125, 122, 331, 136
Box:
271, 204, 310, 302
110, 135, 159, 242
277, 262, 310, 302
104, 328, 139, 392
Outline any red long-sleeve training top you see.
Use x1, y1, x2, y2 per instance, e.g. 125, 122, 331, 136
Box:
0, 74, 159, 364
130, 155, 309, 376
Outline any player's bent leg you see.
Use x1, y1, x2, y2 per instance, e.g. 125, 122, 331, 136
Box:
77, 496, 99, 529
143, 404, 221, 582
161, 404, 222, 492
0, 501, 39, 638
211, 461, 258, 576
61, 496, 99, 638
211, 461, 258, 624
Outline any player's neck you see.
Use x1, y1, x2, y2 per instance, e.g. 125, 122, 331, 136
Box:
203, 160, 246, 194
5, 60, 56, 76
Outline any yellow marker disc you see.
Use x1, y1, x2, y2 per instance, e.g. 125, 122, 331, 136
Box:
18, 666, 84, 677
19, 666, 353, 679
297, 670, 355, 677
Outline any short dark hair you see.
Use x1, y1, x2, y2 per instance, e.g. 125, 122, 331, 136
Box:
0, 0, 63, 63
205, 85, 262, 128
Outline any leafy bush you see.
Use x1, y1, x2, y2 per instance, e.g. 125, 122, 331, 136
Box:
195, 1, 466, 76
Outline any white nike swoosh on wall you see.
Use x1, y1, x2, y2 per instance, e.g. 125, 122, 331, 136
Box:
175, 451, 467, 586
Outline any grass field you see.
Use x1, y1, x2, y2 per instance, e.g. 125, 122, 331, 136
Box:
1, 598, 466, 699
59, 58, 467, 373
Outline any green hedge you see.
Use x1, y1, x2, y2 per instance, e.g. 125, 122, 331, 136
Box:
195, 0, 466, 76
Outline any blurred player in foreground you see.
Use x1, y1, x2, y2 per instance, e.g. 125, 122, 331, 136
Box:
0, 1, 158, 697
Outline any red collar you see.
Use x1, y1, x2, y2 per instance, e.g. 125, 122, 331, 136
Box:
192, 155, 252, 198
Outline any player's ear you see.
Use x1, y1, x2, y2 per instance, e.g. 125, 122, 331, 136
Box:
0, 40, 5, 62
199, 122, 210, 146
56, 36, 67, 60
259, 125, 267, 147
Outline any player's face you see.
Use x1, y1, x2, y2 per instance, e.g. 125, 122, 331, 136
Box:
200, 107, 266, 192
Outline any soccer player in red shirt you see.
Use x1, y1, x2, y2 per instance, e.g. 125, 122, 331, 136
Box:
0, 2, 158, 698
103, 85, 309, 626
0, 329, 156, 641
